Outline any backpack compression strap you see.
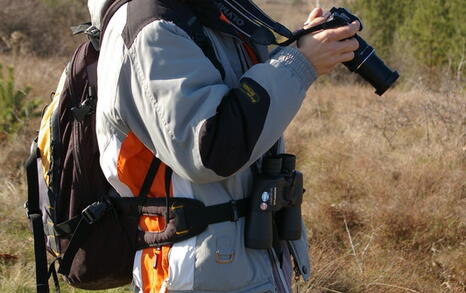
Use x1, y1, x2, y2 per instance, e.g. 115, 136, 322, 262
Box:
57, 156, 162, 276
25, 143, 58, 293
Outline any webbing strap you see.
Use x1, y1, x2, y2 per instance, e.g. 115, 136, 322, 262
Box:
48, 259, 60, 293
54, 195, 248, 253
70, 23, 92, 35
53, 217, 79, 237
136, 197, 249, 249
58, 217, 91, 276
30, 214, 50, 293
195, 198, 248, 225
58, 157, 161, 275
25, 145, 50, 293
100, 0, 225, 79
54, 157, 163, 237
138, 157, 161, 198
190, 20, 226, 80
100, 0, 131, 45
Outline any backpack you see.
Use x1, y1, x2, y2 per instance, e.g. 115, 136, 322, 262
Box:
24, 1, 246, 292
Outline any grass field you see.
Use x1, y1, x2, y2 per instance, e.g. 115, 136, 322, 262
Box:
1, 52, 464, 292
0, 1, 465, 292
287, 84, 465, 292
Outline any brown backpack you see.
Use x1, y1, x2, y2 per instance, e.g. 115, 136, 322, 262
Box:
24, 1, 138, 291
24, 1, 243, 292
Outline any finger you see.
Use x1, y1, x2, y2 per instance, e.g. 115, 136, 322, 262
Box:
325, 21, 360, 42
322, 10, 331, 20
304, 16, 327, 29
337, 51, 355, 63
305, 10, 332, 28
333, 38, 359, 54
304, 8, 323, 26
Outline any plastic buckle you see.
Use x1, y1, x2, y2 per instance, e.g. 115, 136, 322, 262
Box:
85, 25, 101, 50
24, 201, 41, 219
85, 25, 100, 38
172, 205, 189, 235
230, 200, 239, 222
82, 201, 108, 224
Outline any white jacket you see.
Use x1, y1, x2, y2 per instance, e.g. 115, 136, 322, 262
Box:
89, 0, 316, 292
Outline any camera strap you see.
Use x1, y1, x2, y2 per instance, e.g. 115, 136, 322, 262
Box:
191, 0, 292, 45
279, 17, 350, 46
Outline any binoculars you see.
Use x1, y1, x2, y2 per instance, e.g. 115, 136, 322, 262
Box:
245, 154, 303, 249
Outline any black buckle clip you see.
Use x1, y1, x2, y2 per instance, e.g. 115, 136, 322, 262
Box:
230, 200, 239, 222
172, 205, 189, 235
85, 25, 101, 50
71, 96, 96, 121
24, 201, 42, 219
82, 201, 109, 224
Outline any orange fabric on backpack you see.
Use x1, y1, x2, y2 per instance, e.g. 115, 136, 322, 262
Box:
118, 132, 172, 293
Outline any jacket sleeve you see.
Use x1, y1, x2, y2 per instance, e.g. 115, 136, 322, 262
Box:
119, 20, 317, 183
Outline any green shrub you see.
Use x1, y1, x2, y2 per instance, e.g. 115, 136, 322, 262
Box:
0, 64, 40, 136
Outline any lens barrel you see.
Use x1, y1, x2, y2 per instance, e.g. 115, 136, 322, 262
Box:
344, 35, 399, 96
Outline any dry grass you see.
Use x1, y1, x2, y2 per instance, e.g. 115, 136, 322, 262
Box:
1, 54, 464, 292
0, 129, 39, 291
1, 1, 465, 291
286, 83, 466, 292
0, 0, 88, 56
0, 54, 69, 98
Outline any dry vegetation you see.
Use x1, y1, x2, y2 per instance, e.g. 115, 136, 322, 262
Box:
1, 0, 465, 292
0, 0, 88, 56
286, 84, 465, 292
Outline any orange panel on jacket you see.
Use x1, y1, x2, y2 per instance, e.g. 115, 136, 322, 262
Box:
118, 132, 172, 293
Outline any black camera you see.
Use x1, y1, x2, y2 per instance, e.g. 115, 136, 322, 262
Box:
202, 1, 399, 95
279, 7, 399, 95
245, 154, 303, 249
327, 8, 399, 96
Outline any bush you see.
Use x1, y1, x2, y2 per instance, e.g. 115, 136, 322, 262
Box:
0, 64, 40, 137
0, 0, 88, 56
350, 0, 466, 87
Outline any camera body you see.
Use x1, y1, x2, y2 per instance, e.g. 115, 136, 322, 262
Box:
328, 8, 400, 95
245, 154, 303, 249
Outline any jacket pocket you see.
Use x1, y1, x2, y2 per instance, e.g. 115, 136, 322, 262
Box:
192, 220, 274, 292
169, 280, 275, 293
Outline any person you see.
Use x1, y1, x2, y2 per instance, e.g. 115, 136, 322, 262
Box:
88, 0, 359, 292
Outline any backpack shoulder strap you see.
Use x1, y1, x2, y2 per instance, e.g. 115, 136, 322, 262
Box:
25, 144, 50, 293
119, 0, 225, 79
180, 15, 226, 80
100, 0, 132, 42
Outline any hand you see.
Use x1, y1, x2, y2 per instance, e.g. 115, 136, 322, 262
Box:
303, 7, 330, 28
298, 8, 360, 76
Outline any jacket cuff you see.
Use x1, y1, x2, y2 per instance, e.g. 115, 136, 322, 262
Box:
269, 46, 317, 90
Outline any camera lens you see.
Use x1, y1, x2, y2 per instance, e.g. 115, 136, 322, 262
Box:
344, 35, 399, 96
